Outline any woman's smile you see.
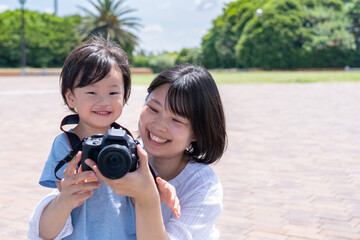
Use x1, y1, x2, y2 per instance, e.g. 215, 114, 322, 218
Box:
149, 132, 168, 144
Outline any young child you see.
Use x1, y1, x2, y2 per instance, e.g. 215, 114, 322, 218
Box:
28, 35, 179, 240
85, 64, 228, 239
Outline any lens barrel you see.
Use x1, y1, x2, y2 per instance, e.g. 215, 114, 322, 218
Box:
97, 145, 132, 179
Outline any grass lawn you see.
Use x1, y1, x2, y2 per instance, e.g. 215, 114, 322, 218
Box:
132, 71, 360, 85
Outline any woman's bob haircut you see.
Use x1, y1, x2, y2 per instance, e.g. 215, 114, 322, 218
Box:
146, 64, 227, 164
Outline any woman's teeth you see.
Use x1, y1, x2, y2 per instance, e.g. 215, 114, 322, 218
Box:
150, 133, 167, 143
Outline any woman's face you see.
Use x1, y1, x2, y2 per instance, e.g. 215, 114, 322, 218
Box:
138, 84, 195, 160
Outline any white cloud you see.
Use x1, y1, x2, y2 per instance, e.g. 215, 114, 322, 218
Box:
143, 24, 163, 33
0, 4, 9, 12
157, 2, 170, 9
44, 8, 54, 14
195, 0, 217, 11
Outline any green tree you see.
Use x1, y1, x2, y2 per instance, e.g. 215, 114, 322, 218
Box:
201, 0, 356, 69
77, 0, 141, 59
201, 0, 266, 68
299, 2, 356, 67
175, 48, 203, 65
347, 0, 360, 51
149, 53, 177, 73
235, 0, 308, 69
0, 10, 81, 67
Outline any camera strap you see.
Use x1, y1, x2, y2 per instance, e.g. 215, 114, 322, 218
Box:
54, 114, 158, 182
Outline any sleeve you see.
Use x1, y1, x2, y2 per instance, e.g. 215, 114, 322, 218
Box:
39, 133, 71, 188
28, 189, 73, 240
165, 168, 223, 240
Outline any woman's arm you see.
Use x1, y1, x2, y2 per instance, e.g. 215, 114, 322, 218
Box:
28, 190, 73, 240
85, 146, 169, 240
39, 152, 100, 239
163, 166, 223, 240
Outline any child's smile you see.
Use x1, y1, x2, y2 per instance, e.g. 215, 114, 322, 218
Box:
65, 66, 125, 136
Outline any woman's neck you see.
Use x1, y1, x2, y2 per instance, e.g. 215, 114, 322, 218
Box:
149, 153, 190, 181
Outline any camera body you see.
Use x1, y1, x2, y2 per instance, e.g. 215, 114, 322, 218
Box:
81, 127, 138, 179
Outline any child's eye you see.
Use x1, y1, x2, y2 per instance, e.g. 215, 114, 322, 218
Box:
109, 92, 119, 95
87, 92, 96, 95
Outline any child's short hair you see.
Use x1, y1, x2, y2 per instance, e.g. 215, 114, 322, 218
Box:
60, 35, 131, 112
147, 64, 227, 164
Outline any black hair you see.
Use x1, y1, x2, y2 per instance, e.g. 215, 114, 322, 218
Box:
147, 64, 227, 164
60, 35, 131, 112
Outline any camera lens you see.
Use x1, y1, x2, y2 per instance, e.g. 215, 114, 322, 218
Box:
97, 145, 132, 179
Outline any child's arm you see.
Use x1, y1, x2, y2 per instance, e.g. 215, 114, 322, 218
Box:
39, 152, 100, 239
156, 177, 181, 219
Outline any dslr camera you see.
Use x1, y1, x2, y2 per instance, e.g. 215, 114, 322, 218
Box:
81, 127, 138, 179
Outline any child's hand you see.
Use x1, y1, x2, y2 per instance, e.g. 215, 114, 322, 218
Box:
156, 177, 181, 219
57, 151, 101, 210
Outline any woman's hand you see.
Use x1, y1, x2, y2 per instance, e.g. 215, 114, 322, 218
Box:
85, 145, 159, 204
86, 146, 170, 240
57, 151, 101, 210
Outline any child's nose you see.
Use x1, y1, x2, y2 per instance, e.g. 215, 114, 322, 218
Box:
97, 95, 110, 106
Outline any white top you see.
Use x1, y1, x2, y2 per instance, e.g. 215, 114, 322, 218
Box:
28, 161, 223, 240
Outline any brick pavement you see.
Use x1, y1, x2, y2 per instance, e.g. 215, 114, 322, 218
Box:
0, 76, 359, 239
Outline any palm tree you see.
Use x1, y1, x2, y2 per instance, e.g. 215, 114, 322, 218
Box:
77, 0, 141, 49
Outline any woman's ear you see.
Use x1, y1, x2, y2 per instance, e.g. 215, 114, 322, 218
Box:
191, 130, 196, 142
65, 89, 75, 109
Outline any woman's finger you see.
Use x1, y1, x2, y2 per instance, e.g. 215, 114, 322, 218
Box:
136, 145, 149, 171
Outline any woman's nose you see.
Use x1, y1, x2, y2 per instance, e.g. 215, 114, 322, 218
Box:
154, 116, 168, 132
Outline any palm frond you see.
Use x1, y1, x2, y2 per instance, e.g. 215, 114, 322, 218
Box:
77, 0, 142, 49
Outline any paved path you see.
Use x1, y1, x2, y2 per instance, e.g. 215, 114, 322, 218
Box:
0, 76, 359, 239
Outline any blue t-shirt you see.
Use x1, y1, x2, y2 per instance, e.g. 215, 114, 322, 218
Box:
39, 132, 136, 240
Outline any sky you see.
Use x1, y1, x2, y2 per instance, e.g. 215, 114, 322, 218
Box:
0, 0, 231, 53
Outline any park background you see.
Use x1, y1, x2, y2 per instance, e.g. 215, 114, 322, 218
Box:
1, 0, 360, 239
1, 0, 360, 73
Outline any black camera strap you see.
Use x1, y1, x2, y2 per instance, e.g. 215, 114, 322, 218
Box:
54, 114, 157, 182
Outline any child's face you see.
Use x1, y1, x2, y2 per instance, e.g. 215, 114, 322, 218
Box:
65, 66, 125, 131
138, 84, 195, 160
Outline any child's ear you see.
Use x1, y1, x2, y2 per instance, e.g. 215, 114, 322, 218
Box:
65, 89, 75, 108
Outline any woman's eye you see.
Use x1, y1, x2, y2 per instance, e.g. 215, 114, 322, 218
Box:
110, 92, 119, 95
172, 118, 184, 124
148, 106, 158, 113
87, 92, 96, 95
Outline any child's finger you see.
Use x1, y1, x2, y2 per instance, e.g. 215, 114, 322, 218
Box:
63, 151, 82, 176
157, 177, 181, 218
84, 158, 108, 183
174, 196, 181, 219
